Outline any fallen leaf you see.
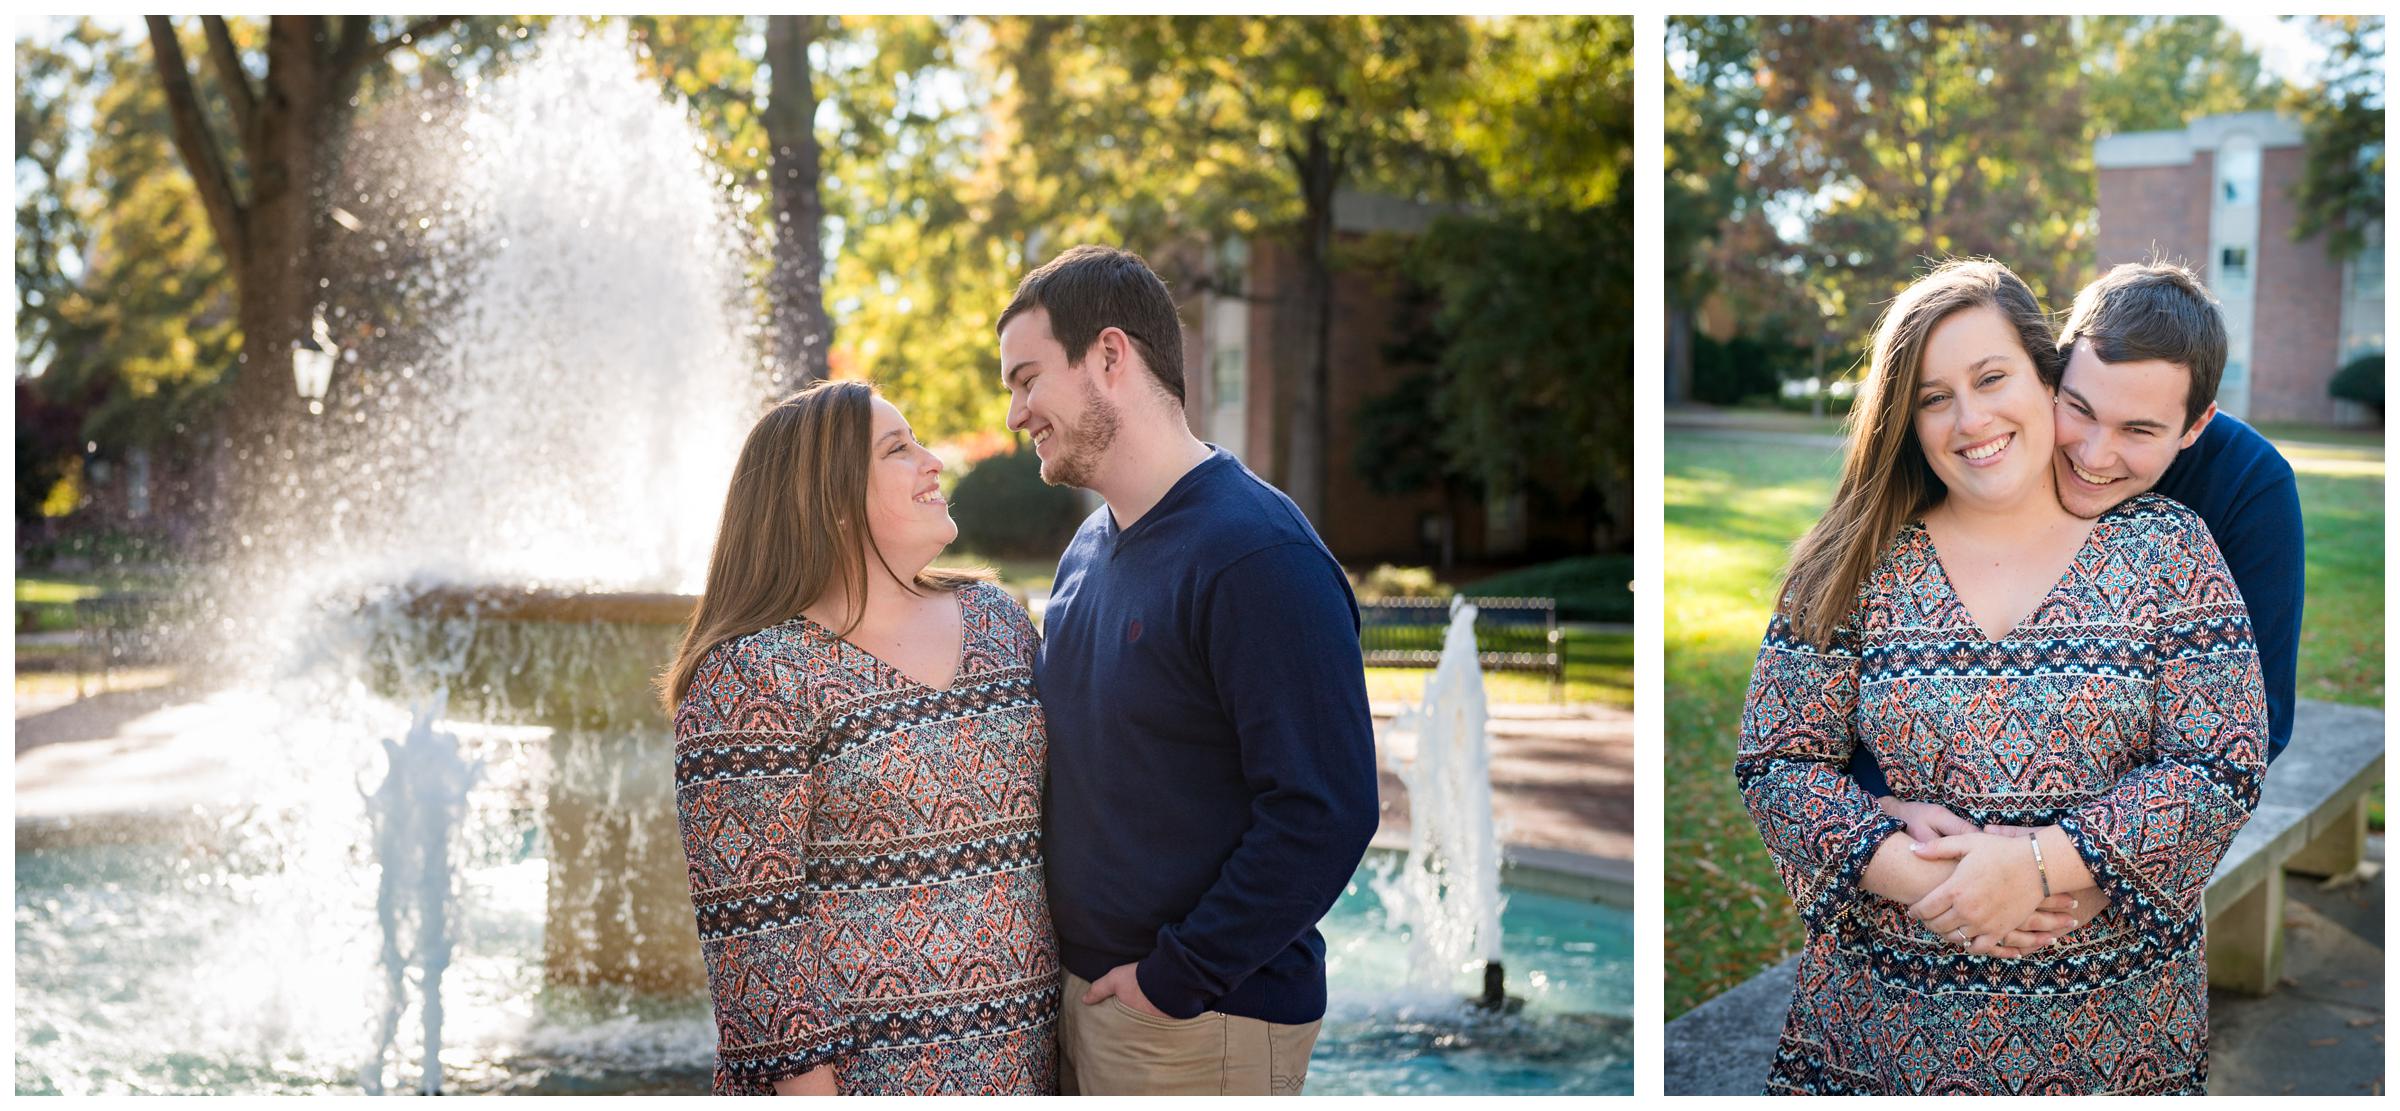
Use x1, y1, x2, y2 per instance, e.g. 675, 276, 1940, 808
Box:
2309, 1037, 2341, 1047
2347, 1017, 2379, 1029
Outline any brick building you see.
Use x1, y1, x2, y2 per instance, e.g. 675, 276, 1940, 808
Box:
2094, 111, 2384, 424
1169, 191, 1601, 568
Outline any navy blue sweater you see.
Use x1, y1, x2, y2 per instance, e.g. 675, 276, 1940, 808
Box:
1036, 447, 1380, 1024
1853, 411, 2304, 795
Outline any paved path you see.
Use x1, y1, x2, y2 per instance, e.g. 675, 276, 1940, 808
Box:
2210, 834, 2386, 1096
1370, 700, 1632, 867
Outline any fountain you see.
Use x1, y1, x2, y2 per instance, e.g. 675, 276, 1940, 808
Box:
13, 20, 1630, 1095
1373, 599, 1515, 1011
360, 696, 483, 1095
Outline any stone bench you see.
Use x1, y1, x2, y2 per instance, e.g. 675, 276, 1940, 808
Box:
1664, 699, 2385, 1095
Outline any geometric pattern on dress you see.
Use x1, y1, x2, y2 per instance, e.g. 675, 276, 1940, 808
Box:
674, 581, 1062, 1095
1738, 495, 2263, 1094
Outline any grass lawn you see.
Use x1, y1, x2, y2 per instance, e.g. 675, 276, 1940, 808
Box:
1664, 427, 2385, 1020
1366, 626, 1630, 708
14, 571, 184, 633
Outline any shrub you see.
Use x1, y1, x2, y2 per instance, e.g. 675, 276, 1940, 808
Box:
946, 446, 1087, 558
2330, 351, 2383, 412
1461, 554, 1632, 623
1352, 564, 1455, 601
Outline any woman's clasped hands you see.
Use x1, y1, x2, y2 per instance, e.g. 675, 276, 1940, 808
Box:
1879, 798, 2105, 958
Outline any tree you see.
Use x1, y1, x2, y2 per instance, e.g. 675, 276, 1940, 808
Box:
999, 16, 1477, 525
2077, 16, 2280, 134
18, 22, 239, 532
140, 15, 526, 528
1410, 15, 1634, 549
2285, 15, 2384, 260
762, 16, 834, 387
1664, 17, 1770, 404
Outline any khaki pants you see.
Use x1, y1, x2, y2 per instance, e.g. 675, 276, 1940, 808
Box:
1058, 972, 1321, 1096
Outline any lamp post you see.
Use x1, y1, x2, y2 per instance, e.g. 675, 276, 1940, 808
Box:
292, 312, 337, 414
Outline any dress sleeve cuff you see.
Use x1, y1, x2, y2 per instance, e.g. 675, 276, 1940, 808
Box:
715, 1025, 858, 1096
2055, 811, 2178, 928
1797, 811, 1903, 931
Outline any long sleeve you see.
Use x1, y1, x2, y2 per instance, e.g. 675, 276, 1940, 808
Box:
2201, 461, 2302, 763
2057, 509, 2267, 928
672, 640, 855, 1095
1735, 608, 1902, 932
1133, 542, 1382, 1020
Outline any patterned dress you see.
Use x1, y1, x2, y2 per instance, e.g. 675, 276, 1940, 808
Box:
672, 581, 1061, 1095
1737, 495, 2266, 1095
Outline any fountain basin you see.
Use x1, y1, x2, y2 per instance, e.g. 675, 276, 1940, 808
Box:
13, 833, 1631, 1095
360, 586, 702, 994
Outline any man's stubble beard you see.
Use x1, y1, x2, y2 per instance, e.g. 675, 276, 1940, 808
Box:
1041, 373, 1121, 492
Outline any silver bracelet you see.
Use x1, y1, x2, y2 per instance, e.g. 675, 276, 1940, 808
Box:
2029, 835, 2051, 898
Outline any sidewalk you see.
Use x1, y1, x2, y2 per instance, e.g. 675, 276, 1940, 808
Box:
2210, 834, 2387, 1096
1369, 700, 1632, 866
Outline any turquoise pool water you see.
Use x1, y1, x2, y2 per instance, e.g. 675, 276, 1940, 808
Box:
16, 832, 1628, 1095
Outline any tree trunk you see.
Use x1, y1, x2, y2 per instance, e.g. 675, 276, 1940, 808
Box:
1282, 123, 1339, 528
1665, 300, 1694, 406
764, 15, 833, 392
147, 15, 463, 544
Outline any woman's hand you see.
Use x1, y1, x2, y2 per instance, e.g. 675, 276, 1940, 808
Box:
1907, 832, 2047, 954
1876, 797, 1980, 844
1982, 892, 2083, 957
1859, 832, 1957, 906
771, 1065, 839, 1096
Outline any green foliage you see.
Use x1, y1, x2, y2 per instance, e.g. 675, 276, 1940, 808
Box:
945, 446, 1087, 558
1461, 555, 1631, 623
2330, 351, 2384, 410
1351, 564, 1452, 601
1666, 15, 2289, 391
2077, 16, 2281, 134
2284, 16, 2384, 260
1405, 16, 1633, 546
16, 21, 234, 526
1688, 333, 1808, 406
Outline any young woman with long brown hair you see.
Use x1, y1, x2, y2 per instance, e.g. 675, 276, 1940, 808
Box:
662, 380, 1060, 1095
1735, 259, 2264, 1093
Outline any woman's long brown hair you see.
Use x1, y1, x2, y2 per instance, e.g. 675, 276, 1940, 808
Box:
1777, 258, 2063, 647
660, 380, 988, 712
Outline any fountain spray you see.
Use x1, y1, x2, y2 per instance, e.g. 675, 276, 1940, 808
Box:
360, 695, 485, 1095
1377, 598, 1516, 1012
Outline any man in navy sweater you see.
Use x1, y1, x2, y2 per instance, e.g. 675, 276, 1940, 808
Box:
1869, 260, 2304, 953
998, 245, 1380, 1095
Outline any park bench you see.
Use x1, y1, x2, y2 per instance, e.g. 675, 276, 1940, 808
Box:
73, 591, 171, 696
1663, 698, 2386, 1095
1358, 595, 1563, 700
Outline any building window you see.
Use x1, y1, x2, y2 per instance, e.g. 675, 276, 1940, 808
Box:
2220, 245, 2250, 277
1213, 346, 1244, 408
1213, 237, 1249, 298
2217, 136, 2260, 206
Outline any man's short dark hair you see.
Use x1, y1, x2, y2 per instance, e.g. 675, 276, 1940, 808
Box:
2056, 260, 2228, 430
997, 245, 1186, 405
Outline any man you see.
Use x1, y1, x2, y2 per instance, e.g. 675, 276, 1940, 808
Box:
1870, 260, 2305, 950
998, 245, 1380, 1096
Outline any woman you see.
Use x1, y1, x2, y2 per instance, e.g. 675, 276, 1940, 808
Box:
1736, 259, 2265, 1094
661, 380, 1060, 1095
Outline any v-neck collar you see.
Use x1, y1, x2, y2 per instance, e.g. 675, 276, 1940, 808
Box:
1911, 504, 2121, 644
790, 585, 972, 694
